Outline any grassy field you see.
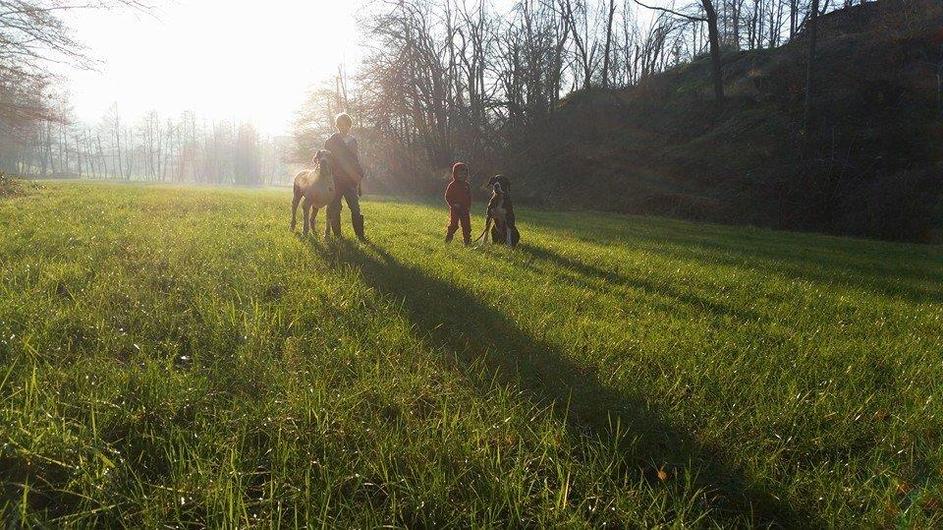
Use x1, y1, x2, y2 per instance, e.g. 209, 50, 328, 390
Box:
1, 181, 941, 527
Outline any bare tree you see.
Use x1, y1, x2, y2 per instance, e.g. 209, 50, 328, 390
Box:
601, 0, 617, 86
803, 0, 820, 128
559, 0, 599, 90
634, 0, 725, 101
0, 1, 152, 123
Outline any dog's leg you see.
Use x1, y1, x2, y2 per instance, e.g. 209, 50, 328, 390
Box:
302, 197, 312, 237
310, 207, 319, 238
290, 190, 301, 231
326, 196, 342, 238
509, 226, 519, 247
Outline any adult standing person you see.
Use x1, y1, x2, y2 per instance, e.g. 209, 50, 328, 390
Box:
324, 113, 365, 240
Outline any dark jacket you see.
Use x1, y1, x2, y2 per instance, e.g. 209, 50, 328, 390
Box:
324, 132, 363, 191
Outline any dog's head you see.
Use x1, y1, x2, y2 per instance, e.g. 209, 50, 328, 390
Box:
486, 174, 510, 196
313, 149, 334, 179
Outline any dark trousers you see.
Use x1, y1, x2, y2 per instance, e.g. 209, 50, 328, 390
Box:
446, 206, 471, 244
327, 185, 361, 235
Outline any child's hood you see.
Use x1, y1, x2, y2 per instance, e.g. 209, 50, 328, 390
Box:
451, 162, 467, 182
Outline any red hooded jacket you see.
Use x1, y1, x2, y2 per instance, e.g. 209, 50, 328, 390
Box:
445, 163, 472, 211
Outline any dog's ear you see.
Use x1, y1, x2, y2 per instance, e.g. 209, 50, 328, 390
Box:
490, 175, 509, 194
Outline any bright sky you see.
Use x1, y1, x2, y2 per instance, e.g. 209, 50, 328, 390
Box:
59, 0, 666, 137
60, 1, 362, 136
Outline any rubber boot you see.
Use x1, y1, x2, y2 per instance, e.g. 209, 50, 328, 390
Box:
353, 213, 366, 241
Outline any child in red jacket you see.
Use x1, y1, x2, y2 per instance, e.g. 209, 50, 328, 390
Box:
445, 162, 472, 245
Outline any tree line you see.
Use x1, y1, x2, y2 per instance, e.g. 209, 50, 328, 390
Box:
0, 1, 291, 184
0, 104, 291, 185
0, 0, 869, 189
293, 0, 850, 194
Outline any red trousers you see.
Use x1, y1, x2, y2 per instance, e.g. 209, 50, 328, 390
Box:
446, 206, 471, 244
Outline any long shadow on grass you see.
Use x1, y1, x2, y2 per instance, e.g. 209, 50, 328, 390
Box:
518, 244, 765, 323
315, 239, 817, 527
526, 212, 943, 305
644, 239, 943, 306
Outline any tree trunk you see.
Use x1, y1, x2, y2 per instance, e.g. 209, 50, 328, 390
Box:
804, 0, 820, 128
702, 0, 725, 102
601, 0, 617, 88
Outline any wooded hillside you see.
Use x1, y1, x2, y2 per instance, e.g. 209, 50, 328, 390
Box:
294, 0, 942, 242
512, 1, 943, 241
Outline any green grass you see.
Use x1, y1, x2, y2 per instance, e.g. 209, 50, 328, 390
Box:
1, 181, 941, 527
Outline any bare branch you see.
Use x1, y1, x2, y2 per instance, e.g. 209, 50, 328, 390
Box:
631, 0, 705, 22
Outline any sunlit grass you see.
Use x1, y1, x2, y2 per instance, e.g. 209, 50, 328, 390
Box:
1, 181, 941, 527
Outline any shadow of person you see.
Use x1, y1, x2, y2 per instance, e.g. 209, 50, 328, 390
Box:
524, 212, 943, 306
645, 238, 943, 306
518, 243, 765, 323
313, 239, 816, 527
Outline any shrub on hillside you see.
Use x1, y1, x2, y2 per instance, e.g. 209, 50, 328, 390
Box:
836, 169, 943, 242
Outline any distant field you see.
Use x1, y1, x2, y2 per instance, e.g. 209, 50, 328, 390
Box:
1, 181, 941, 527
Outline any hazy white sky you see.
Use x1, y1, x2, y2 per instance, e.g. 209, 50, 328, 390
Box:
60, 0, 664, 137
60, 1, 362, 136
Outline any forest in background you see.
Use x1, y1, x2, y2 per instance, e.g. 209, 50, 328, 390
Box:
292, 0, 943, 242
0, 1, 291, 185
296, 0, 846, 189
0, 104, 291, 185
3, 0, 941, 240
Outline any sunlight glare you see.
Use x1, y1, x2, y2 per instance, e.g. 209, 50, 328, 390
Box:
61, 0, 361, 135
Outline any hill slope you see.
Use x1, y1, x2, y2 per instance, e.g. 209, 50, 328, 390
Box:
510, 0, 943, 242
1, 182, 942, 526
